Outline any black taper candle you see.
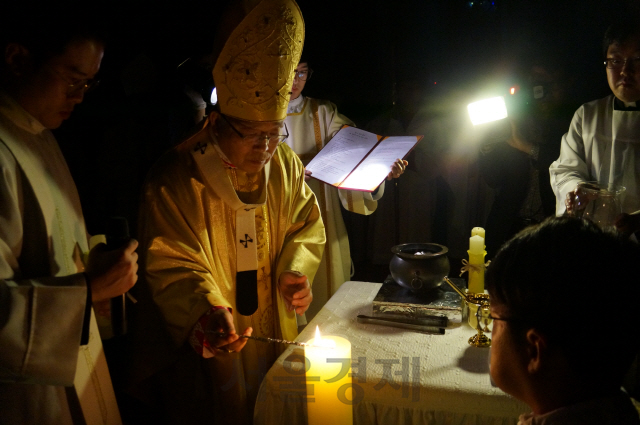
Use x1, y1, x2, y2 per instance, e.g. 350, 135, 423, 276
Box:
106, 217, 129, 336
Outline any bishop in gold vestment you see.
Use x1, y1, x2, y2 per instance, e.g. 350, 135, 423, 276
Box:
132, 2, 320, 422
134, 112, 324, 424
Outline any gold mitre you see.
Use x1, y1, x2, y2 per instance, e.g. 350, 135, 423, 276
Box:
212, 0, 304, 122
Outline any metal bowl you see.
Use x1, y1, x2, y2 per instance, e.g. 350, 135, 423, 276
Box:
389, 243, 450, 293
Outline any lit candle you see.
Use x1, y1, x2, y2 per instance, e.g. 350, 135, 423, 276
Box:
467, 232, 487, 294
306, 327, 353, 425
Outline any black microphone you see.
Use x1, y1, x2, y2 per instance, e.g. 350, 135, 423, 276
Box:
106, 217, 130, 336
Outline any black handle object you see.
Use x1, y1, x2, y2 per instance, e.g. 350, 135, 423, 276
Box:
360, 313, 448, 328
106, 217, 130, 336
356, 315, 445, 335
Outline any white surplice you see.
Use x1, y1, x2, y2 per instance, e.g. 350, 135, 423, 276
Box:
0, 93, 120, 425
285, 96, 383, 320
550, 94, 640, 215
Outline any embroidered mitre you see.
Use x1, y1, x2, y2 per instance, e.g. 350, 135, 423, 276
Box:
212, 0, 304, 122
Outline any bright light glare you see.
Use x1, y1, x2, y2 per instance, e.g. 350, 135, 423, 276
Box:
341, 164, 389, 191
210, 87, 218, 105
467, 96, 508, 125
510, 87, 515, 95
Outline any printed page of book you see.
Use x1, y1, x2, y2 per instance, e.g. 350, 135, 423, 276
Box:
339, 136, 420, 191
306, 126, 380, 186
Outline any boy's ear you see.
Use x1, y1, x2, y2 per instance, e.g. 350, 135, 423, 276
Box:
5, 43, 32, 76
525, 328, 548, 374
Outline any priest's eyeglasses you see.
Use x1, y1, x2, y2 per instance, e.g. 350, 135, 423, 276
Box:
293, 69, 313, 81
221, 114, 289, 146
51, 67, 100, 95
604, 57, 640, 70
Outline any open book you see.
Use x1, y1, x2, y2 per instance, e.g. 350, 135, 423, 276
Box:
306, 126, 423, 192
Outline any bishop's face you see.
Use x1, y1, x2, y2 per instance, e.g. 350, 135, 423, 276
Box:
606, 36, 640, 103
217, 116, 285, 174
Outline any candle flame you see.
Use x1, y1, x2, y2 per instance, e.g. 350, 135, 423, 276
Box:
313, 326, 336, 349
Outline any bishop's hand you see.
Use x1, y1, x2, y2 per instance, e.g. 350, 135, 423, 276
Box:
205, 308, 252, 353
279, 271, 312, 315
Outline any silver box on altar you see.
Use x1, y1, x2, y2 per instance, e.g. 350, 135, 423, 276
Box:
372, 277, 466, 324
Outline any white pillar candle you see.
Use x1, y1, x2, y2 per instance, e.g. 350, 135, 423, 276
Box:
471, 227, 485, 240
305, 327, 353, 425
469, 235, 484, 253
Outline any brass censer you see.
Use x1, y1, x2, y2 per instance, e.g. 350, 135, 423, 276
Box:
443, 277, 491, 347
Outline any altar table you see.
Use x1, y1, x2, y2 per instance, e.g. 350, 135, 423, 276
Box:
254, 281, 528, 425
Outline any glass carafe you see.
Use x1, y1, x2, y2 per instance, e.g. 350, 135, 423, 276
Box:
571, 182, 625, 230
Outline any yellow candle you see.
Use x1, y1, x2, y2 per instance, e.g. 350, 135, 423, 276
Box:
469, 235, 484, 253
467, 234, 487, 294
306, 327, 353, 425
471, 227, 485, 240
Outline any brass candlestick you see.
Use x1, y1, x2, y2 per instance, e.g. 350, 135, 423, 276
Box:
443, 277, 492, 347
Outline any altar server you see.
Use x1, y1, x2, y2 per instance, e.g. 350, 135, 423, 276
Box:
0, 6, 138, 425
285, 59, 406, 320
550, 14, 640, 235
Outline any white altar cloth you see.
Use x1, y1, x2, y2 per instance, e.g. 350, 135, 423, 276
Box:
254, 281, 528, 425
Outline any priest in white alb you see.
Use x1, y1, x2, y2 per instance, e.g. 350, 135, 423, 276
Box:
285, 59, 407, 320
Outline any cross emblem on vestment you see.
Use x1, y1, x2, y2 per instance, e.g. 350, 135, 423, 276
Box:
193, 142, 207, 154
240, 234, 254, 248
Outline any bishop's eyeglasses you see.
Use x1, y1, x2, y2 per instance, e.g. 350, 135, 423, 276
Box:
604, 57, 640, 70
221, 114, 289, 146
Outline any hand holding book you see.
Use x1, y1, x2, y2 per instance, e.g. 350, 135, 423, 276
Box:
305, 126, 423, 192
387, 158, 409, 180
305, 158, 408, 182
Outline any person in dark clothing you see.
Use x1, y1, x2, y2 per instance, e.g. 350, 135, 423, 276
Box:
479, 62, 575, 258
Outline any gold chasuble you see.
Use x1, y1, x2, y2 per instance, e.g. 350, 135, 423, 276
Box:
136, 115, 324, 424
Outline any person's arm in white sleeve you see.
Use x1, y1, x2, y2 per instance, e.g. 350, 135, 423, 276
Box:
0, 142, 138, 386
549, 106, 589, 215
0, 143, 87, 386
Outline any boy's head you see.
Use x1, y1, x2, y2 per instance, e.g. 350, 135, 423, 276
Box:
486, 216, 640, 413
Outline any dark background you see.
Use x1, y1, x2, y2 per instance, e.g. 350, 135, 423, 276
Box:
54, 0, 632, 235
93, 0, 626, 117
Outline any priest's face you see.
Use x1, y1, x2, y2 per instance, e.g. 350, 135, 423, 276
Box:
6, 39, 103, 129
290, 62, 308, 100
217, 116, 285, 174
606, 35, 640, 103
